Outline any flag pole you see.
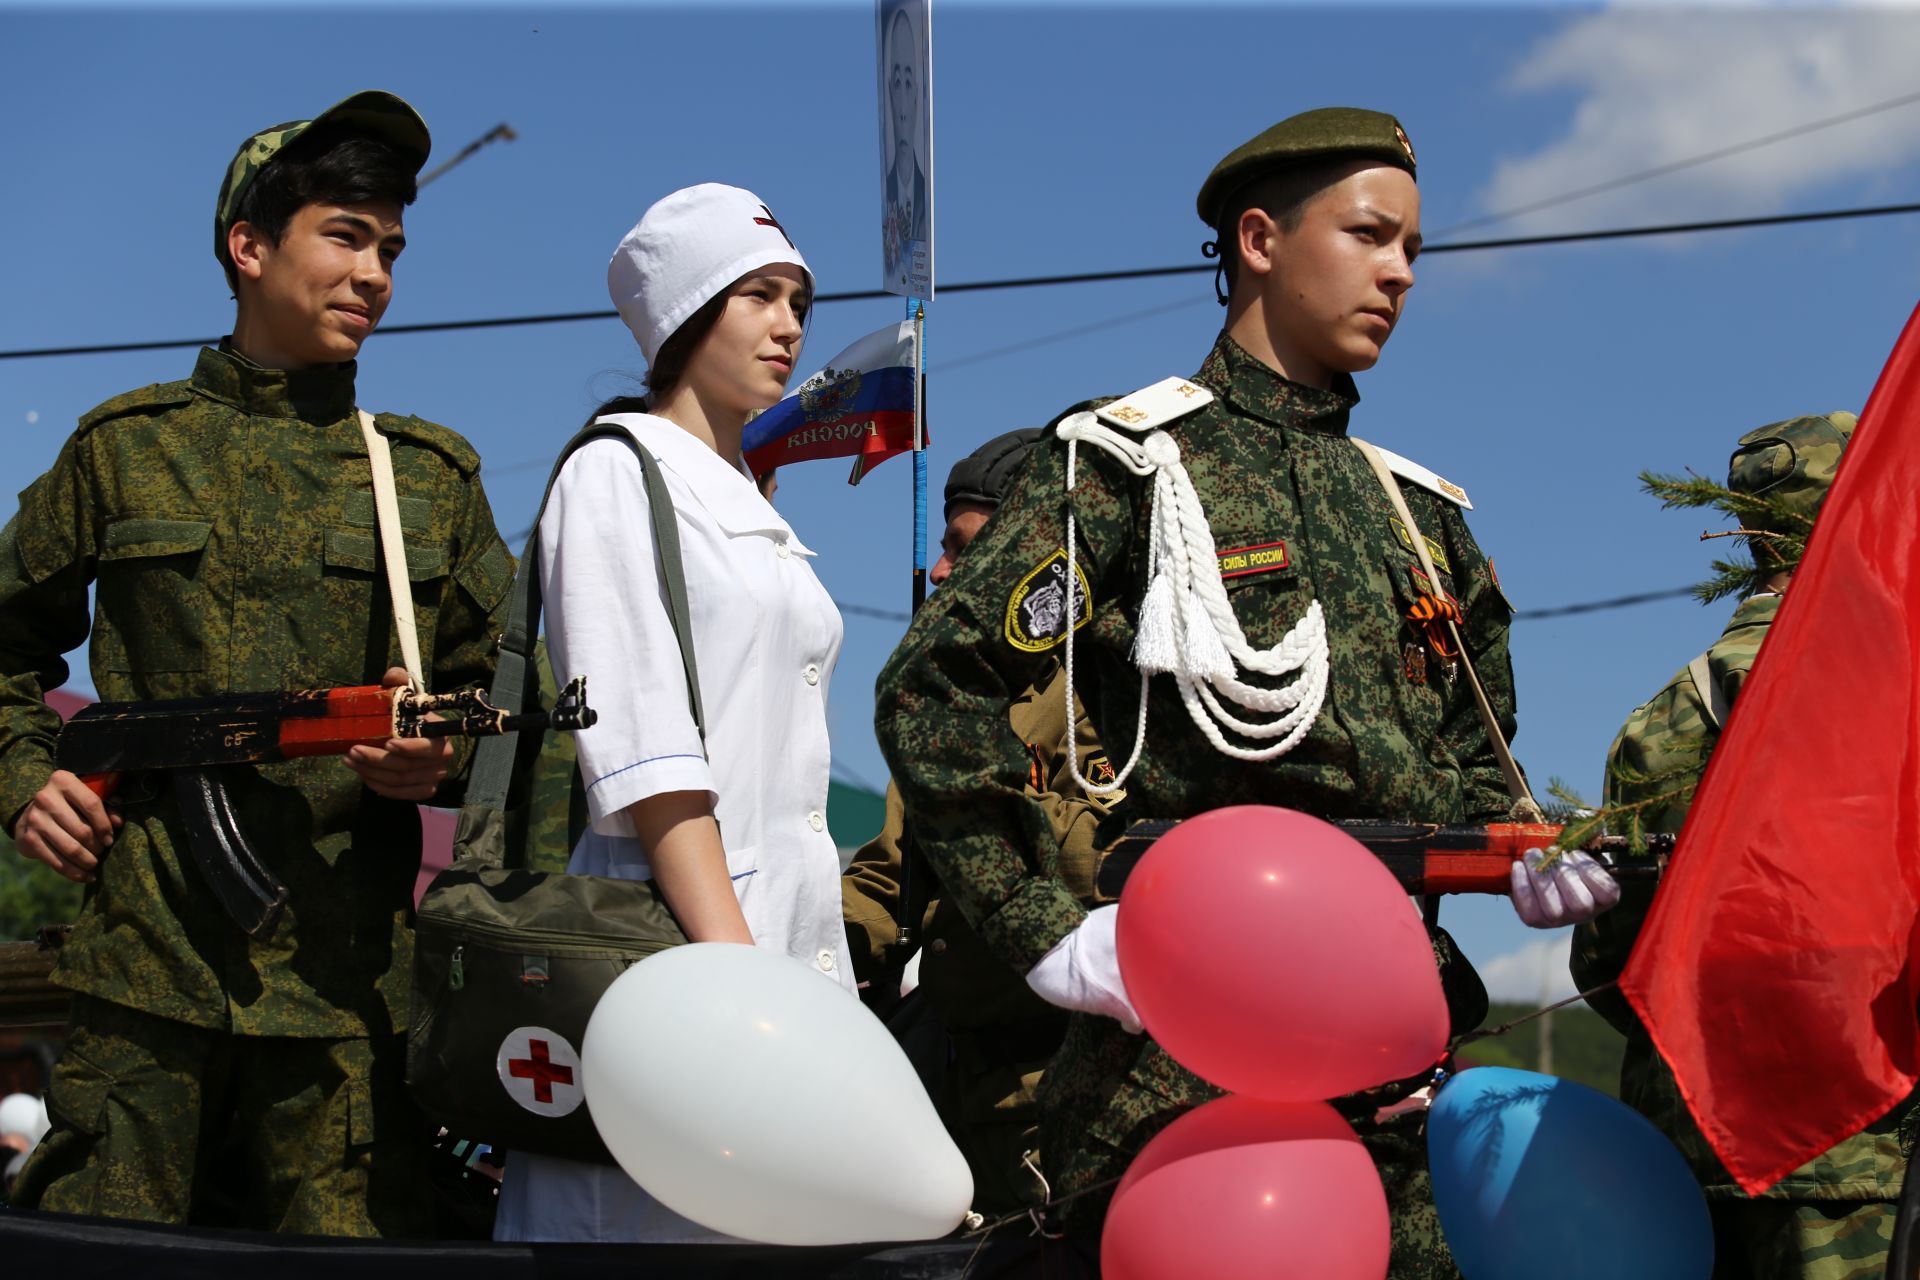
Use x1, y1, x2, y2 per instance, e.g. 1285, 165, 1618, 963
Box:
910, 299, 927, 613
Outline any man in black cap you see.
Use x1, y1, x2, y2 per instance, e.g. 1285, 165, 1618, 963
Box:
4, 91, 512, 1234
877, 108, 1612, 1267
844, 429, 1119, 1216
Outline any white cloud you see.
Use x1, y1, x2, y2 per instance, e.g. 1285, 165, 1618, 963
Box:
1477, 932, 1580, 1004
1478, 7, 1920, 233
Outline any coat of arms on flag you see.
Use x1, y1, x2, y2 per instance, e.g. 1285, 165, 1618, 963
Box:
744, 321, 921, 484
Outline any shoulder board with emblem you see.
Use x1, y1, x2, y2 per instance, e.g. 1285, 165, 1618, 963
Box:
1370, 443, 1471, 510
1093, 376, 1214, 432
74, 380, 195, 436
375, 412, 483, 475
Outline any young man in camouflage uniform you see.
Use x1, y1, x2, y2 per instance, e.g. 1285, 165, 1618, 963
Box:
1573, 413, 1913, 1280
844, 429, 1121, 1216
875, 108, 1615, 1271
2, 91, 514, 1233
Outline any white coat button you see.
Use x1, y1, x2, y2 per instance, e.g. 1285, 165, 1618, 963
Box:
807, 811, 825, 832
803, 664, 820, 686
817, 950, 837, 973
776, 542, 792, 559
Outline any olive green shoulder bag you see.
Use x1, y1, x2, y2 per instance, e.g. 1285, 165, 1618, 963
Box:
408, 421, 702, 1165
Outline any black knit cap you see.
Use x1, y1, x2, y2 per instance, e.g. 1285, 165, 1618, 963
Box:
944, 428, 1044, 521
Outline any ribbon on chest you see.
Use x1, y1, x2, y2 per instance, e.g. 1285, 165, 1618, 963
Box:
1055, 378, 1332, 795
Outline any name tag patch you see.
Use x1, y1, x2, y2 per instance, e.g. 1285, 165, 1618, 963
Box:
1217, 540, 1291, 580
1390, 517, 1452, 577
1006, 549, 1093, 653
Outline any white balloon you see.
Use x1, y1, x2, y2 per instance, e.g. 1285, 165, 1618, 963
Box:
581, 943, 973, 1245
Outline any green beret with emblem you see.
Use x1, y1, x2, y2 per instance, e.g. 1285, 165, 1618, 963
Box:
1726, 411, 1856, 536
1197, 106, 1417, 229
945, 427, 1044, 520
215, 89, 432, 278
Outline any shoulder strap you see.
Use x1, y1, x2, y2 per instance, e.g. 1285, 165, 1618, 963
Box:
357, 410, 425, 694
1686, 652, 1728, 733
465, 420, 706, 824
1352, 437, 1538, 814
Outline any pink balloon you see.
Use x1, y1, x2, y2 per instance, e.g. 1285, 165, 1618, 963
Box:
1116, 806, 1448, 1100
1103, 1096, 1389, 1280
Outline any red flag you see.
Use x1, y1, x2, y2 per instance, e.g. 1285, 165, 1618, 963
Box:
1620, 302, 1920, 1194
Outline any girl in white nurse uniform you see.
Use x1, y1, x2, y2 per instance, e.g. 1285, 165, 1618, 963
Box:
494, 184, 854, 1244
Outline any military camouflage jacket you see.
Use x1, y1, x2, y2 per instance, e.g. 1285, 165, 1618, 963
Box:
874, 332, 1519, 979
0, 344, 514, 1037
843, 663, 1116, 1030
1573, 593, 1911, 1199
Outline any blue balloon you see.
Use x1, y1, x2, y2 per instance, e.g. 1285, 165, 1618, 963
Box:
1427, 1066, 1713, 1280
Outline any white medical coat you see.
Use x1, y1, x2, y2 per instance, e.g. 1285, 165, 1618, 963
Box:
495, 414, 853, 1243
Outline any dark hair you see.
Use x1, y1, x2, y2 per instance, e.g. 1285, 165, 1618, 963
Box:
1214, 154, 1368, 297
228, 126, 419, 286
643, 287, 733, 403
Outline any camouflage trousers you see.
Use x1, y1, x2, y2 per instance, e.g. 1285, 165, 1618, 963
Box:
13, 994, 432, 1235
1710, 1199, 1894, 1280
1036, 1013, 1459, 1278
936, 1044, 1052, 1218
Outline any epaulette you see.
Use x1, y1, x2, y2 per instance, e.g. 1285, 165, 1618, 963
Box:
375, 412, 483, 476
1371, 443, 1472, 509
1093, 376, 1214, 432
1046, 377, 1215, 439
74, 381, 194, 437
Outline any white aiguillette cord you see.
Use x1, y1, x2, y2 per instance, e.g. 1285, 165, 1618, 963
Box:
1352, 437, 1536, 813
1055, 411, 1331, 798
357, 410, 426, 697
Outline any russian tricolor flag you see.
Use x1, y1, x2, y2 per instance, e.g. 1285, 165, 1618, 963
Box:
743, 320, 920, 484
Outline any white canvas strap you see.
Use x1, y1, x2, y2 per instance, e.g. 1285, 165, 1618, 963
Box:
357, 409, 426, 695
1353, 437, 1535, 811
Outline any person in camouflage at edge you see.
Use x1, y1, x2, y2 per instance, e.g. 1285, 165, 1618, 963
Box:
2, 91, 514, 1234
875, 108, 1617, 1272
843, 429, 1122, 1216
1573, 413, 1915, 1280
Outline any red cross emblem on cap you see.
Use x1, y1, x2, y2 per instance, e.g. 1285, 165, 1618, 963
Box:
495, 1026, 586, 1117
754, 204, 795, 249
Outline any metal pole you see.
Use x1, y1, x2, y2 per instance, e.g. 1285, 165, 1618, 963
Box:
910, 300, 927, 614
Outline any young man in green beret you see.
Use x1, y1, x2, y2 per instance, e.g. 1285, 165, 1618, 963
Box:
876, 108, 1616, 1270
1574, 414, 1915, 1280
3, 91, 514, 1234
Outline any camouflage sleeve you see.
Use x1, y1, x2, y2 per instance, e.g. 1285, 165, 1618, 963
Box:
840, 783, 909, 981
1435, 502, 1520, 821
428, 471, 515, 804
0, 437, 99, 831
874, 431, 1138, 972
1569, 669, 1708, 1033
1030, 674, 1118, 899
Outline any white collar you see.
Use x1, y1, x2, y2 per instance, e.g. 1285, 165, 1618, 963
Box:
596, 413, 814, 554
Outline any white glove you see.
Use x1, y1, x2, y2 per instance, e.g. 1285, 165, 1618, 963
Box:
1509, 847, 1622, 928
1024, 904, 1143, 1033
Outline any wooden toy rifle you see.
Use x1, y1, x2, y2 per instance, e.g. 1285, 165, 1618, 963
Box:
55, 678, 597, 939
1094, 819, 1672, 902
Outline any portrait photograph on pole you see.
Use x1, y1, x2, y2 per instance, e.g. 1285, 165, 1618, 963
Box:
876, 0, 933, 299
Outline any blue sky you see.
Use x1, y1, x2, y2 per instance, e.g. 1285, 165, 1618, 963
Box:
6, 1, 1919, 1001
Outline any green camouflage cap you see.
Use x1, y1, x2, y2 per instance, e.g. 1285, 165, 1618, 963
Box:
1727, 411, 1857, 536
1197, 107, 1417, 229
215, 90, 431, 275
945, 428, 1044, 520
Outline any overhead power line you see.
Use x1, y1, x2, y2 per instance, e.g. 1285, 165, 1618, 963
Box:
778, 584, 1700, 629
8, 199, 1920, 363
1510, 586, 1697, 621
1439, 86, 1920, 236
